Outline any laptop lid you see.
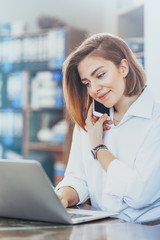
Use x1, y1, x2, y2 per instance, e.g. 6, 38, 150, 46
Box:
0, 159, 117, 224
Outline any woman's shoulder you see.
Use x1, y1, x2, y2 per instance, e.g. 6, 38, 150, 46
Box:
73, 124, 89, 138
145, 87, 160, 120
153, 101, 160, 115
151, 101, 160, 125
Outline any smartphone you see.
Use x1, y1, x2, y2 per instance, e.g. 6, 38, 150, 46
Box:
93, 99, 110, 118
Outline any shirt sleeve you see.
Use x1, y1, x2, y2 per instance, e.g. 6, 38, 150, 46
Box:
55, 125, 89, 204
104, 116, 160, 209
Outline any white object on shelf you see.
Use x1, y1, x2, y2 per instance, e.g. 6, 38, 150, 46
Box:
37, 128, 53, 143
37, 120, 69, 144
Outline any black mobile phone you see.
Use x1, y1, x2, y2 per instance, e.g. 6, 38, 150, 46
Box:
93, 99, 110, 117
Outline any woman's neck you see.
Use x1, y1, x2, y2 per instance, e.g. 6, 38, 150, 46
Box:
114, 94, 139, 118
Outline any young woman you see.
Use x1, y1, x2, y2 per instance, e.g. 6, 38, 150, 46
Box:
55, 33, 160, 223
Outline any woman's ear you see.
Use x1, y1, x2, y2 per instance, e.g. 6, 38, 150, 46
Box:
120, 59, 129, 77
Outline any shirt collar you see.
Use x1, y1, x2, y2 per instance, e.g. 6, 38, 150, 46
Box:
127, 86, 154, 119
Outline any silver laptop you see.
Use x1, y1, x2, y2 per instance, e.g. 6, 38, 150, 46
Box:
0, 159, 117, 224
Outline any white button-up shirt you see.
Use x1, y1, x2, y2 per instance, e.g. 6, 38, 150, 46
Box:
56, 87, 160, 223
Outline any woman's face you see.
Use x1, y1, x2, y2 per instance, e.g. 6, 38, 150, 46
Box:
77, 56, 128, 108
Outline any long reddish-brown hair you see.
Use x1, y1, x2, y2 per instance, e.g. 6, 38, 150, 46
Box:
63, 33, 146, 131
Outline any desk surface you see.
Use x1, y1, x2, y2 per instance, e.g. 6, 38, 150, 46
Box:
0, 205, 160, 240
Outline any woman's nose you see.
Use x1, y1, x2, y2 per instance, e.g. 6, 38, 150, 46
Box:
91, 81, 102, 93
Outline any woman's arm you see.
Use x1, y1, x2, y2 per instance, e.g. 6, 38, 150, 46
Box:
55, 126, 89, 207
101, 111, 160, 209
56, 186, 79, 208
85, 103, 116, 172
96, 148, 116, 172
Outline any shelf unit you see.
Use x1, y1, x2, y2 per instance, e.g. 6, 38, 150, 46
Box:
116, 3, 144, 68
117, 3, 144, 39
0, 26, 86, 182
116, 0, 160, 110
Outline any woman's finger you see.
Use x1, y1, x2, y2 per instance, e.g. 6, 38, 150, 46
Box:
93, 115, 99, 121
103, 125, 111, 131
97, 114, 108, 125
88, 102, 93, 118
86, 103, 95, 126
57, 194, 68, 208
104, 119, 113, 125
61, 198, 68, 208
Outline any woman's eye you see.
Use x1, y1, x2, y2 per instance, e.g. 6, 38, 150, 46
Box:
83, 82, 90, 87
85, 82, 91, 87
97, 72, 105, 79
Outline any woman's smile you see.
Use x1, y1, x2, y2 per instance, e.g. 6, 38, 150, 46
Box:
98, 90, 111, 101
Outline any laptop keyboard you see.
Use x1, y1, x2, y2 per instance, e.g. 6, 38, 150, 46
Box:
68, 213, 92, 219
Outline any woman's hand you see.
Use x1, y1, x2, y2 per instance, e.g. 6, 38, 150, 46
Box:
57, 194, 69, 208
85, 103, 112, 148
56, 186, 79, 208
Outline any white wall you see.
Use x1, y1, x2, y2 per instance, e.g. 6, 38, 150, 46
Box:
101, 1, 117, 34
145, 0, 160, 101
0, 0, 118, 34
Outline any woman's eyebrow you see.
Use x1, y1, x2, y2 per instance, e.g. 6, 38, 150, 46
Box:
91, 66, 103, 76
81, 66, 103, 82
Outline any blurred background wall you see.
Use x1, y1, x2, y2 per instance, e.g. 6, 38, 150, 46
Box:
0, 0, 117, 34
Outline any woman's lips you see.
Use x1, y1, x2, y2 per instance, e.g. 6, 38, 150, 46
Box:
98, 90, 111, 100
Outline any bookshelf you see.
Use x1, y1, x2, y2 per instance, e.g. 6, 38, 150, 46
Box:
116, 3, 144, 69
0, 26, 87, 183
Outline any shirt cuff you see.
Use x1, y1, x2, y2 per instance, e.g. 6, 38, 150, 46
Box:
105, 159, 133, 199
55, 176, 89, 204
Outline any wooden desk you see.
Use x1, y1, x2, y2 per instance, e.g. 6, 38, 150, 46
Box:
0, 206, 160, 240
